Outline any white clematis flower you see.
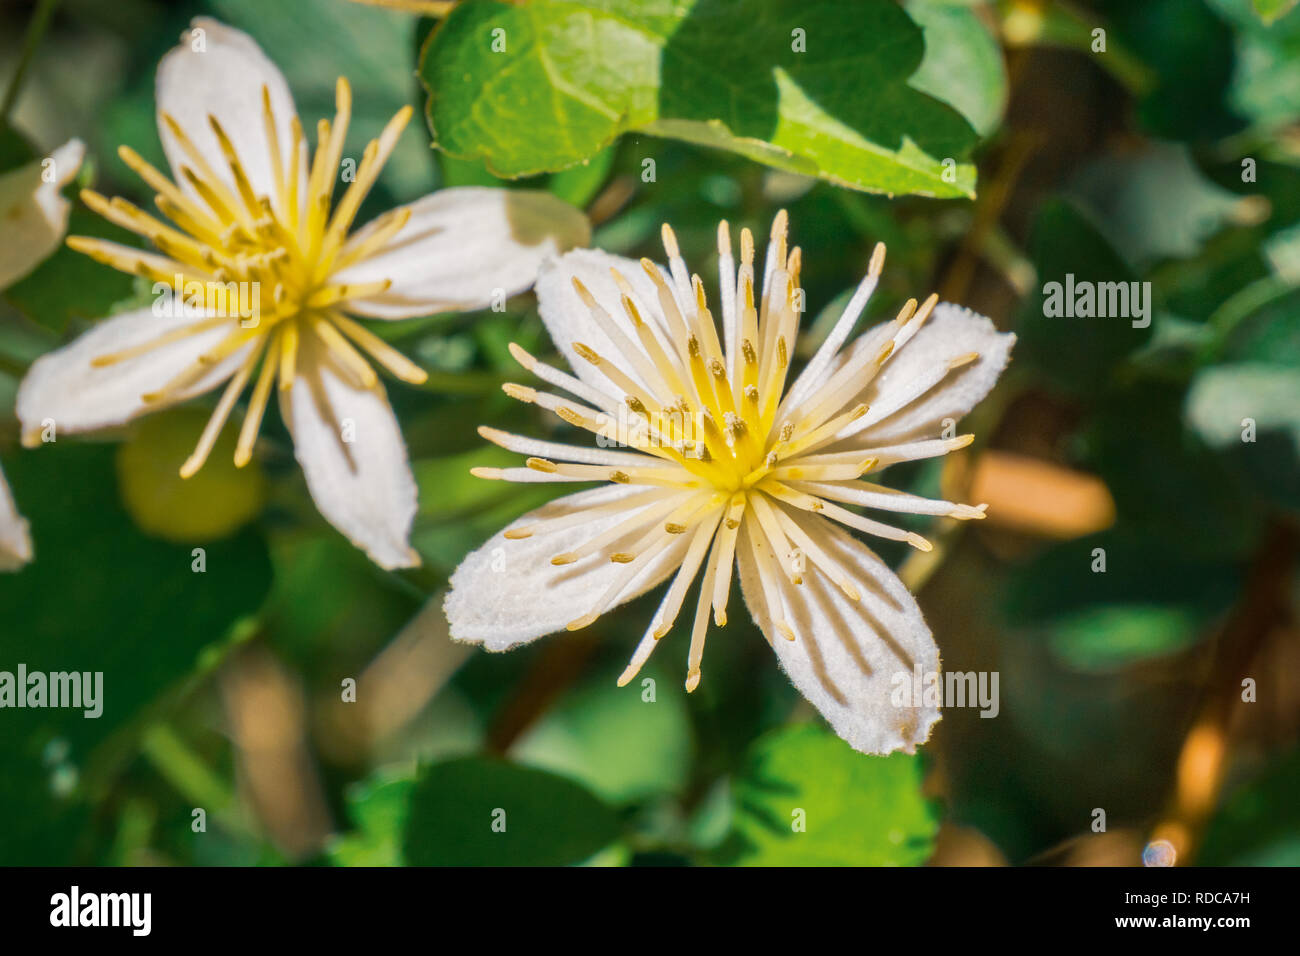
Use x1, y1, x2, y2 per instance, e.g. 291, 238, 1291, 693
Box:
444, 212, 1014, 755
0, 466, 31, 572
14, 18, 589, 569
0, 137, 84, 571
0, 138, 84, 289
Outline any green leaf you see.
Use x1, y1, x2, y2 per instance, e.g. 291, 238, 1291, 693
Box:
1200, 748, 1300, 865
403, 756, 620, 865
1110, 0, 1242, 142
721, 724, 938, 866
1080, 382, 1263, 559
1251, 0, 1299, 23
512, 665, 693, 803
1211, 284, 1300, 365
1016, 199, 1153, 395
1047, 604, 1203, 672
1186, 363, 1300, 511
209, 0, 434, 198
1187, 363, 1300, 449
412, 446, 561, 570
328, 768, 416, 867
1069, 142, 1245, 267
0, 443, 272, 864
1209, 0, 1300, 125
905, 0, 1008, 138
1001, 531, 1242, 629
547, 145, 616, 207
420, 0, 978, 198
0, 119, 36, 175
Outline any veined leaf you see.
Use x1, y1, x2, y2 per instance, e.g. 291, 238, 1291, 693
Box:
420, 0, 979, 198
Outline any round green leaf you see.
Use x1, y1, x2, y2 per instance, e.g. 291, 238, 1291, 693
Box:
403, 756, 620, 865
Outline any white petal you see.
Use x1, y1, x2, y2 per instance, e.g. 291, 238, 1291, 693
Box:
280, 334, 419, 570
534, 247, 678, 396
0, 139, 84, 289
335, 188, 591, 319
444, 484, 692, 651
737, 511, 940, 755
842, 303, 1014, 447
16, 307, 250, 442
0, 464, 32, 572
155, 17, 300, 204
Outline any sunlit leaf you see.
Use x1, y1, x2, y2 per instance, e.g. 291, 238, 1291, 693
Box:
721, 724, 938, 865
420, 0, 978, 198
905, 0, 1008, 137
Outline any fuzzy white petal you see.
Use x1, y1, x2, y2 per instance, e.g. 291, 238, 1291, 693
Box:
737, 512, 940, 755
842, 303, 1014, 447
444, 484, 693, 651
16, 308, 250, 441
280, 334, 419, 570
335, 188, 590, 319
0, 139, 84, 289
0, 464, 32, 572
155, 17, 300, 205
534, 248, 679, 396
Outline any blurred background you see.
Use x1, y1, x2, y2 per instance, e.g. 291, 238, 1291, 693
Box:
0, 0, 1297, 866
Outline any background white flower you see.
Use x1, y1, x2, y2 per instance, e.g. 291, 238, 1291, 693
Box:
13, 19, 589, 569
0, 137, 84, 571
444, 213, 1014, 755
0, 138, 83, 289
0, 467, 30, 572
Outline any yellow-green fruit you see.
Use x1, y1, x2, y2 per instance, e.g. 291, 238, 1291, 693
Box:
116, 407, 267, 542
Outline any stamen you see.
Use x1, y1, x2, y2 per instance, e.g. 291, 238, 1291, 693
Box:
572, 341, 665, 417
332, 206, 412, 272
331, 312, 428, 384
770, 504, 861, 600
504, 487, 663, 540
708, 492, 746, 625
308, 279, 392, 309
317, 104, 413, 271
748, 493, 803, 585
549, 493, 689, 566
90, 314, 234, 368
649, 507, 724, 638
118, 145, 222, 235
506, 341, 621, 416
571, 278, 676, 402
308, 316, 377, 389
207, 115, 262, 217
565, 522, 689, 631
767, 456, 877, 482
159, 113, 250, 224
766, 480, 931, 551
278, 320, 299, 391
745, 515, 797, 642
261, 85, 287, 217
685, 542, 721, 692
180, 339, 265, 478
234, 334, 281, 468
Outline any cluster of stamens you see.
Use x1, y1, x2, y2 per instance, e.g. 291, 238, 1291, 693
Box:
61, 78, 427, 476
473, 213, 988, 691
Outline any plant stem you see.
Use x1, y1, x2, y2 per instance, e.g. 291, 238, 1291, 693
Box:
1, 0, 63, 121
